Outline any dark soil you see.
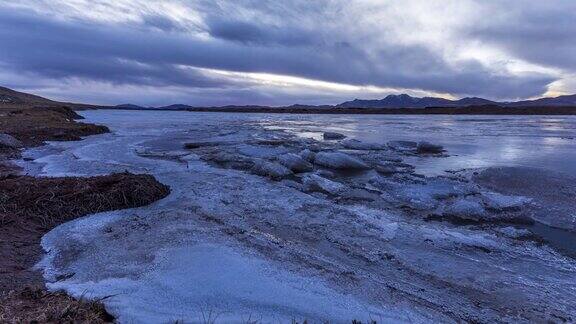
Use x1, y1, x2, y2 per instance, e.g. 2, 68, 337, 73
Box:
0, 106, 108, 147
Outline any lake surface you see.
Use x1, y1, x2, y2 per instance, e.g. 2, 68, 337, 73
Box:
29, 109, 576, 322
84, 110, 576, 176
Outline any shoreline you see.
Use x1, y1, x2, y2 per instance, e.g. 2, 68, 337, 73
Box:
105, 105, 576, 115
0, 106, 170, 322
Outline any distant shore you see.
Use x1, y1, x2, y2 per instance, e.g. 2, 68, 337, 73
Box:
107, 104, 576, 115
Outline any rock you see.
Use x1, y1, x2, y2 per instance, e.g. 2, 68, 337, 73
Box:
277, 153, 313, 173
314, 152, 370, 170
302, 174, 347, 195
300, 149, 316, 162
0, 133, 23, 149
250, 160, 293, 180
341, 139, 387, 150
416, 141, 444, 154
323, 132, 346, 140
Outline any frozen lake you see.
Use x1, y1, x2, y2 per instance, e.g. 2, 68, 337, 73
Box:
27, 110, 576, 323
85, 110, 576, 176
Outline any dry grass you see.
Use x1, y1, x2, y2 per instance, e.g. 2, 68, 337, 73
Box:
0, 172, 170, 229
0, 286, 114, 323
0, 173, 170, 322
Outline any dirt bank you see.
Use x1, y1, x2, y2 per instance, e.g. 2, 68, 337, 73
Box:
0, 106, 108, 147
0, 103, 170, 322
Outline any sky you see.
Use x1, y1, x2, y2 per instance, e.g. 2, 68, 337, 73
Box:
0, 0, 575, 107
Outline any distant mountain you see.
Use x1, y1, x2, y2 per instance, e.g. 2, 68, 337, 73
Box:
455, 97, 498, 106
156, 104, 194, 110
337, 94, 498, 109
507, 94, 576, 107
115, 104, 149, 109
336, 94, 576, 109
112, 92, 576, 111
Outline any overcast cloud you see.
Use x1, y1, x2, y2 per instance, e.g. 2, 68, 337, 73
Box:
0, 0, 574, 106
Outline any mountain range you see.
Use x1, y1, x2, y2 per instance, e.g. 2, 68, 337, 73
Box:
337, 94, 576, 109
116, 93, 576, 110
2, 85, 576, 111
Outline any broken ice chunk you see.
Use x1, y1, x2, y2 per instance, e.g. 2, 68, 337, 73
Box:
277, 153, 314, 173
323, 132, 346, 140
482, 192, 532, 211
443, 198, 487, 220
302, 174, 347, 195
251, 160, 293, 180
314, 152, 370, 170
341, 139, 387, 150
299, 149, 316, 162
416, 141, 444, 154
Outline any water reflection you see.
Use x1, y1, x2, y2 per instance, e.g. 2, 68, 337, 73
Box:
257, 114, 576, 176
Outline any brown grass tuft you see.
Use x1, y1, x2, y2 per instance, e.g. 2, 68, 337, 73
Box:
0, 172, 170, 230
0, 172, 170, 321
0, 286, 114, 323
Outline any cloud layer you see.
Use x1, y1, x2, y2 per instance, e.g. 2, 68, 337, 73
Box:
0, 0, 573, 106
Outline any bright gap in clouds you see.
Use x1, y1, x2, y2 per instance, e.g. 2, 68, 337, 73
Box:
194, 67, 454, 99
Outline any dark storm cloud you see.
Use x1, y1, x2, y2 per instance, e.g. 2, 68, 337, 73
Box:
0, 1, 568, 104
205, 17, 317, 46
141, 14, 186, 32
0, 9, 233, 88
471, 1, 576, 72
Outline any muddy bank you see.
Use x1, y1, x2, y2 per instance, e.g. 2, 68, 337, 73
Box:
0, 106, 109, 176
0, 106, 108, 148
